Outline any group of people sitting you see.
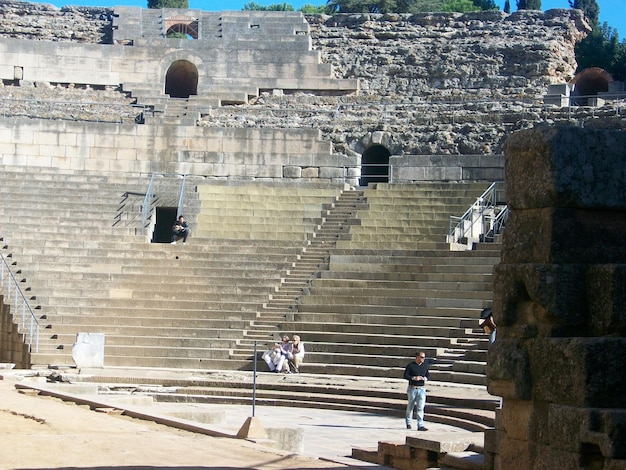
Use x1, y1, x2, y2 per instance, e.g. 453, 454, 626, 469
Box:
262, 334, 305, 373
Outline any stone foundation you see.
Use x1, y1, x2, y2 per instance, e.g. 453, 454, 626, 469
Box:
487, 124, 626, 469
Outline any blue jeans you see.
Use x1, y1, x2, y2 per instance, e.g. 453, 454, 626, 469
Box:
405, 386, 426, 428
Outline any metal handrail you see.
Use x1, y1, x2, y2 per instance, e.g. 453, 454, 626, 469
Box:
177, 174, 187, 217
141, 173, 156, 236
0, 251, 39, 353
345, 163, 394, 185
448, 182, 506, 247
484, 205, 509, 242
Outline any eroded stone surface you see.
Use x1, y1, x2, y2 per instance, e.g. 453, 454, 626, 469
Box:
488, 125, 626, 469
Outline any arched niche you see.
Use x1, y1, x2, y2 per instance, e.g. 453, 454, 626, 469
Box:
165, 60, 199, 98
570, 67, 613, 105
360, 144, 391, 187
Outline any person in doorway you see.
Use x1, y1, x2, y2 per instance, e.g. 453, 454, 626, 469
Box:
171, 215, 189, 244
288, 335, 305, 373
404, 351, 430, 431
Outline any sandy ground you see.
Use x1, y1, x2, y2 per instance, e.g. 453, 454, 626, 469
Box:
0, 379, 353, 470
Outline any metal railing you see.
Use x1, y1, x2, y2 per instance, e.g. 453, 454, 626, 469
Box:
345, 163, 394, 185
0, 251, 40, 353
448, 182, 507, 248
177, 174, 187, 217
141, 173, 156, 236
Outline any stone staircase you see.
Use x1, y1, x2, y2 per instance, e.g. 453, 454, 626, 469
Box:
231, 189, 368, 358
1, 170, 500, 418
228, 182, 499, 387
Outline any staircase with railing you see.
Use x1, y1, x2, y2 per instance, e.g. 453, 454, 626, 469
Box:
0, 237, 40, 362
448, 182, 508, 250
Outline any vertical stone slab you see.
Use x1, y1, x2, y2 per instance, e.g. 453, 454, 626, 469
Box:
72, 332, 105, 368
487, 124, 626, 469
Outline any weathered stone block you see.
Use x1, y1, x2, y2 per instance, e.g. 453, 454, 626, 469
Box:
496, 435, 533, 470
586, 264, 626, 336
496, 399, 535, 441
544, 405, 626, 458
282, 166, 301, 178
301, 167, 319, 178
319, 166, 343, 179
502, 208, 626, 264
486, 339, 531, 400
504, 125, 626, 210
493, 264, 587, 337
528, 337, 626, 408
532, 444, 582, 470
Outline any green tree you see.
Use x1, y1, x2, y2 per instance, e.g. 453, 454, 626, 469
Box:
300, 3, 332, 13
569, 0, 626, 81
575, 23, 625, 79
148, 0, 188, 8
503, 0, 510, 13
568, 0, 599, 27
243, 2, 295, 10
472, 0, 497, 10
326, 0, 398, 13
400, 0, 446, 12
516, 0, 541, 9
442, 0, 480, 13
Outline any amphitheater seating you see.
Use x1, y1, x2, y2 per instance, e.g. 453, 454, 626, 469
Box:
195, 183, 344, 241
230, 182, 499, 385
1, 168, 499, 389
0, 168, 344, 368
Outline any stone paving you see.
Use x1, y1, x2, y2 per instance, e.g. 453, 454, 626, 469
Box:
0, 367, 493, 469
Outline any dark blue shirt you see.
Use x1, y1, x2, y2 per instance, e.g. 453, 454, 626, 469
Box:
403, 360, 430, 387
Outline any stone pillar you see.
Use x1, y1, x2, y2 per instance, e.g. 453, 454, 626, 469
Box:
487, 124, 626, 469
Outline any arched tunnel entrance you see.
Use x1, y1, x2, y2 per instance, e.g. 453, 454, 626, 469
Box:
570, 67, 613, 105
360, 145, 391, 187
165, 60, 198, 98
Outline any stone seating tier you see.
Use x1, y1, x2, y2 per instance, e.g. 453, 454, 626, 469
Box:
1, 168, 499, 391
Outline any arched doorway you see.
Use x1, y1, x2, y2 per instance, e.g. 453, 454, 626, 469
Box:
165, 60, 198, 98
570, 67, 613, 105
360, 144, 391, 187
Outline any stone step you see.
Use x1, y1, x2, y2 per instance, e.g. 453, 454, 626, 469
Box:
268, 321, 466, 338
34, 297, 265, 311
309, 279, 493, 291
441, 451, 484, 470
319, 270, 492, 282
299, 293, 490, 307
296, 304, 480, 317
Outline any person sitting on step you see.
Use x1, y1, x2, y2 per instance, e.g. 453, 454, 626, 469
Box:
171, 215, 189, 245
288, 335, 305, 373
262, 335, 292, 373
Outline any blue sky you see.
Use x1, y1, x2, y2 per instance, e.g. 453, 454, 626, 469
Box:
43, 0, 625, 39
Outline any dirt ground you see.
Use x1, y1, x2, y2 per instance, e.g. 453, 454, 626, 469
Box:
0, 378, 352, 470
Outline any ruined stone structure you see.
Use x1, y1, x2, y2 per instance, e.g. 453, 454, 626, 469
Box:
486, 125, 626, 469
1, 2, 625, 468
0, 0, 611, 185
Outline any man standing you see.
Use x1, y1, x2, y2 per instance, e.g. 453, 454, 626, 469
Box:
404, 351, 430, 431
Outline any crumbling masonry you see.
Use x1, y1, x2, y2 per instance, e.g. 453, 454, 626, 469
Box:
486, 125, 626, 469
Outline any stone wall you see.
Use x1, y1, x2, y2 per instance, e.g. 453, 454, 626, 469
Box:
0, 117, 352, 179
0, 295, 30, 368
0, 0, 605, 184
486, 124, 626, 469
